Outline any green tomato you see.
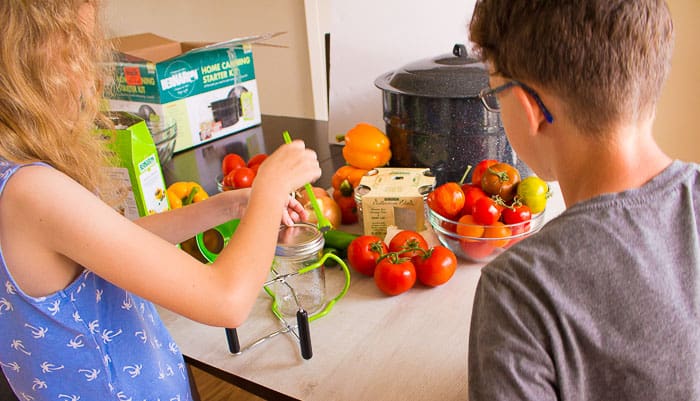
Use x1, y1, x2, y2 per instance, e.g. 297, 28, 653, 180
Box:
516, 176, 549, 214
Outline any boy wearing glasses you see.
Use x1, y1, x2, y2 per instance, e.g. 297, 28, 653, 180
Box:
467, 1, 700, 400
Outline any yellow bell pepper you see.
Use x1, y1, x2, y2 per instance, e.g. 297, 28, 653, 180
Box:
167, 182, 209, 209
337, 123, 392, 170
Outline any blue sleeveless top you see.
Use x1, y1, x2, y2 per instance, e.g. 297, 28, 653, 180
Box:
0, 160, 193, 400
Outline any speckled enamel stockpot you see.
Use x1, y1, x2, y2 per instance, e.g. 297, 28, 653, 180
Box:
375, 44, 530, 185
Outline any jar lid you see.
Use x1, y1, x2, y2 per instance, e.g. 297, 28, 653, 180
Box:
276, 223, 324, 256
374, 44, 489, 98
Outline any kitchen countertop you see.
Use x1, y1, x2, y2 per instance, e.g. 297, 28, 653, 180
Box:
158, 115, 566, 400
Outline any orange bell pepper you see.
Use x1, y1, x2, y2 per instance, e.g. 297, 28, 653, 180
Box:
331, 165, 369, 197
167, 182, 209, 209
337, 123, 391, 170
331, 165, 369, 225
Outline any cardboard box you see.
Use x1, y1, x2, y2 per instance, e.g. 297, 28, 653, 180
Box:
106, 33, 267, 153
355, 168, 435, 237
98, 111, 170, 219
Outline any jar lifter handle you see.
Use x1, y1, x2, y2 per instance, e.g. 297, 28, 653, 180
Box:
297, 309, 313, 359
225, 328, 241, 354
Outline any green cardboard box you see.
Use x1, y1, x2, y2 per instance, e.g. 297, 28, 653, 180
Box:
106, 33, 266, 153
98, 111, 170, 219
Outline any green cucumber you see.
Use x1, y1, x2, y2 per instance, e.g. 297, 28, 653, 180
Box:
323, 229, 360, 258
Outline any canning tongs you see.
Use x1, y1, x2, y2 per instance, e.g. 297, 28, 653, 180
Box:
224, 132, 346, 359
225, 251, 350, 359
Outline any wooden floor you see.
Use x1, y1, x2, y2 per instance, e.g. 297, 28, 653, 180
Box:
189, 364, 265, 401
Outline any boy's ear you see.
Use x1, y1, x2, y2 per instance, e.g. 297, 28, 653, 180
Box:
512, 87, 547, 135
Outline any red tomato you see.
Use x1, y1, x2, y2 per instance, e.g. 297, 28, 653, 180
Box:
247, 153, 268, 168
222, 153, 246, 176
232, 167, 256, 188
461, 184, 488, 215
388, 230, 429, 260
426, 182, 465, 219
471, 159, 498, 186
456, 214, 485, 238
373, 257, 416, 296
347, 235, 388, 276
480, 162, 521, 203
502, 204, 532, 225
460, 240, 496, 261
413, 246, 457, 287
472, 196, 501, 225
483, 222, 512, 248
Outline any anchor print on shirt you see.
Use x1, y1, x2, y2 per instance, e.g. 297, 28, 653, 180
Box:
57, 395, 80, 401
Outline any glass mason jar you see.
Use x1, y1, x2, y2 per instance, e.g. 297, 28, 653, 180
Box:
272, 223, 326, 317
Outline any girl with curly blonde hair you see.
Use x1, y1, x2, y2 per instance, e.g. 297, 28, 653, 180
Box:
0, 1, 321, 400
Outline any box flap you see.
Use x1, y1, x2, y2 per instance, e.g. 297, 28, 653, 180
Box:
110, 33, 182, 63
185, 32, 288, 55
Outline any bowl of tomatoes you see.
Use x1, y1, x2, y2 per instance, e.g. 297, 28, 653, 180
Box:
217, 152, 268, 192
426, 203, 545, 263
425, 159, 549, 263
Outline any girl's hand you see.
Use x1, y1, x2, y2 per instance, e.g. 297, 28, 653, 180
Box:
254, 140, 322, 195
282, 194, 308, 226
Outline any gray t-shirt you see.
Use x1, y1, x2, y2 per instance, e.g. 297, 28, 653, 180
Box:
468, 160, 700, 401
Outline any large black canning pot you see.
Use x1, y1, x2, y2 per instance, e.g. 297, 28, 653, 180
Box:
375, 44, 529, 184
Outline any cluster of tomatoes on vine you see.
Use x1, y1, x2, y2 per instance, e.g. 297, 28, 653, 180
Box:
427, 159, 549, 238
346, 230, 457, 296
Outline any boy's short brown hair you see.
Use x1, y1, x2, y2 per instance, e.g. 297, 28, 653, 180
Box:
469, 0, 674, 135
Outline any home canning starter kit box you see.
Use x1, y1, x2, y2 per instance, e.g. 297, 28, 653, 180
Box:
106, 33, 264, 153
98, 111, 170, 220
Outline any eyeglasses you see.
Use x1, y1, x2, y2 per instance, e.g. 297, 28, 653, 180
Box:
479, 80, 554, 123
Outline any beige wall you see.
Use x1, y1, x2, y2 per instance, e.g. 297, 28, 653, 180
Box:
654, 0, 700, 162
104, 1, 699, 162
103, 0, 316, 120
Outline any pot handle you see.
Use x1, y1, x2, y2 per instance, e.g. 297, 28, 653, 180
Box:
453, 44, 467, 58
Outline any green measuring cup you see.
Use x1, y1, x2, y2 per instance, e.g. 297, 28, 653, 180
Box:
195, 219, 240, 262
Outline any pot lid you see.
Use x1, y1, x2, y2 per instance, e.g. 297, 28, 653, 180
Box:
374, 44, 489, 98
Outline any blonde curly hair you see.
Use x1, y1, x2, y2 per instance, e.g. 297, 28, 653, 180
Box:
0, 0, 115, 193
